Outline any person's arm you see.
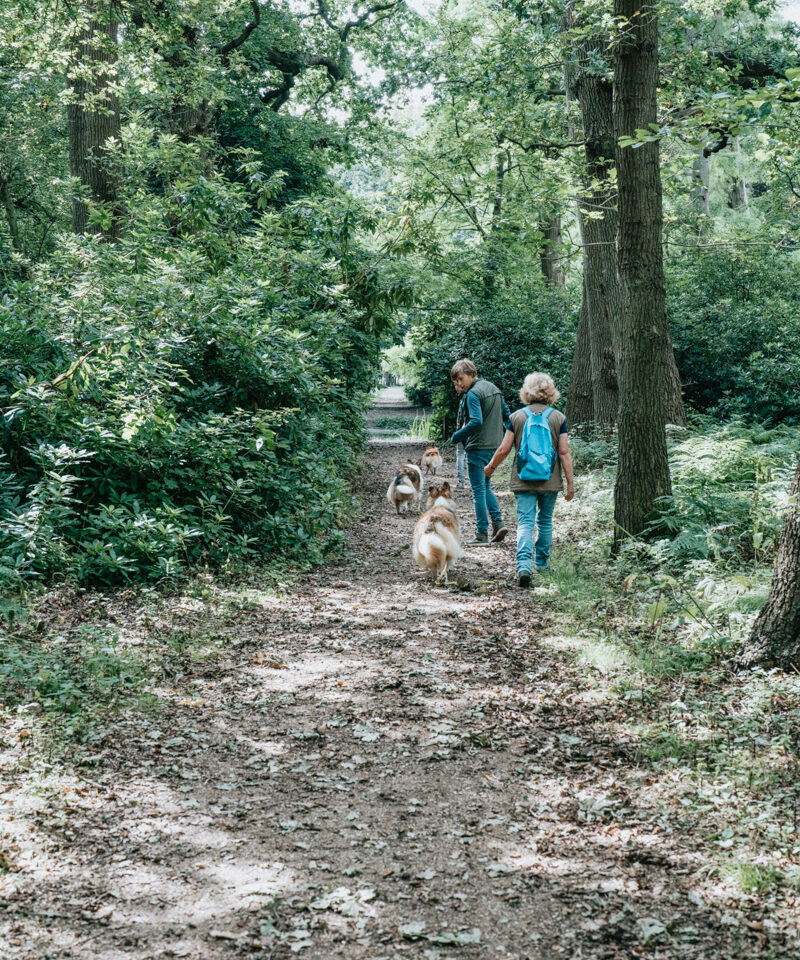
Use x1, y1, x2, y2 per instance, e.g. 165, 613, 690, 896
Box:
558, 432, 575, 501
451, 389, 483, 445
501, 398, 512, 432
484, 429, 515, 477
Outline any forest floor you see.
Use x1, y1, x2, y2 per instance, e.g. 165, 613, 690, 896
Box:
2, 403, 798, 959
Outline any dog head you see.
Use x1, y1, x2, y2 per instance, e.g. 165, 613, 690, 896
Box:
427, 481, 453, 507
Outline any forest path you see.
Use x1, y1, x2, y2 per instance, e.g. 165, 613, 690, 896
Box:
3, 412, 748, 959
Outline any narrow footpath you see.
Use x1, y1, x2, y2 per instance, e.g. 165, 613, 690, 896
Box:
1, 408, 765, 959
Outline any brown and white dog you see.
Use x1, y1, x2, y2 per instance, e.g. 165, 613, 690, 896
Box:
421, 445, 443, 475
386, 462, 423, 514
412, 481, 463, 582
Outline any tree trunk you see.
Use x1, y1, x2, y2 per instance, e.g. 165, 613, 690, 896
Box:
612, 0, 674, 546
727, 136, 749, 211
0, 174, 23, 253
566, 278, 594, 431
740, 459, 800, 668
67, 1, 122, 239
691, 149, 710, 217
483, 151, 506, 294
573, 60, 620, 431
539, 215, 565, 285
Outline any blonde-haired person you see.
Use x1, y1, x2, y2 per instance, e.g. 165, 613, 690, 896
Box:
484, 373, 574, 587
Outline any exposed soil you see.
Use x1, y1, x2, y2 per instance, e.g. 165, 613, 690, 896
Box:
0, 435, 786, 959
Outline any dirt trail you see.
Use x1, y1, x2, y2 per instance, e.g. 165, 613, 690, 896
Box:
2, 438, 758, 958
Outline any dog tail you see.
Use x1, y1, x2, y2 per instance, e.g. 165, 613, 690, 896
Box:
395, 481, 415, 495
414, 530, 447, 571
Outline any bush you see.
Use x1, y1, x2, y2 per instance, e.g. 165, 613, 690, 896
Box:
648, 421, 800, 566
0, 146, 407, 586
404, 283, 580, 438
667, 248, 800, 424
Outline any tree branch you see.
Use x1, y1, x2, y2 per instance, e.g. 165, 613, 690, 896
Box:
217, 0, 261, 59
502, 134, 584, 154
340, 1, 402, 41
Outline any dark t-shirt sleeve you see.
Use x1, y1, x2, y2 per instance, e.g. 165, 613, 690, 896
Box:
560, 420, 568, 434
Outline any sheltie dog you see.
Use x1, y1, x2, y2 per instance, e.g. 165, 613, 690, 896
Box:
386, 462, 423, 514
421, 445, 443, 475
412, 481, 463, 582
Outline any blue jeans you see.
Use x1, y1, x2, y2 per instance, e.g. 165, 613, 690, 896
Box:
466, 450, 503, 534
456, 443, 467, 486
515, 490, 558, 572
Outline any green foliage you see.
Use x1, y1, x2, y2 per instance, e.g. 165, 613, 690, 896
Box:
371, 415, 416, 430
405, 284, 580, 437
0, 623, 146, 718
668, 248, 800, 424
0, 146, 407, 585
648, 420, 799, 566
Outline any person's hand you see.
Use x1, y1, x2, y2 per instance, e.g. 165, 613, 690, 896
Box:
484, 463, 495, 477
565, 481, 575, 502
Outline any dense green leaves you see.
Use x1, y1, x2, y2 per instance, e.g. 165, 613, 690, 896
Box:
0, 151, 406, 585
668, 248, 800, 423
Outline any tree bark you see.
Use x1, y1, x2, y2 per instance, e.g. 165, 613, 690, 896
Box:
691, 149, 710, 217
612, 0, 674, 546
727, 136, 749, 210
0, 174, 23, 253
573, 59, 620, 431
483, 151, 506, 294
67, 1, 122, 239
740, 459, 800, 668
566, 278, 594, 431
539, 214, 565, 286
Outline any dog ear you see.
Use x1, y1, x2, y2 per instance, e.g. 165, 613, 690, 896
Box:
441, 481, 451, 492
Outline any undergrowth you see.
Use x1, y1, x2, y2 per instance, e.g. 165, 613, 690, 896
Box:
537, 418, 800, 920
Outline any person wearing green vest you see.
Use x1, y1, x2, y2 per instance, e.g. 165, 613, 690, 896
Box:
449, 359, 510, 544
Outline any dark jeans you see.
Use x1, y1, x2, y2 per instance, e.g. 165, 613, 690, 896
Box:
466, 449, 503, 534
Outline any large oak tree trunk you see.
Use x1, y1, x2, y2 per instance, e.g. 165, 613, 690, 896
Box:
612, 0, 675, 546
566, 279, 594, 431
67, 1, 122, 239
574, 61, 620, 431
740, 459, 800, 668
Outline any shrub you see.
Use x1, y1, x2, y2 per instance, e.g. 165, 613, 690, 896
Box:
0, 148, 407, 586
648, 421, 799, 566
404, 283, 580, 438
667, 248, 800, 424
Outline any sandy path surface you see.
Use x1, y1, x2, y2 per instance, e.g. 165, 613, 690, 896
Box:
1, 438, 768, 959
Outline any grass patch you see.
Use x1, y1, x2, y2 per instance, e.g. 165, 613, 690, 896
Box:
725, 862, 784, 894
372, 414, 417, 431
0, 623, 147, 721
370, 413, 432, 440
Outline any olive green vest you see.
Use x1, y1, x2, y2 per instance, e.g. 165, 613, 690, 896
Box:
465, 378, 505, 451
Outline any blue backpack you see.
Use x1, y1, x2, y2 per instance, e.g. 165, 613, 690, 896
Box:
517, 406, 558, 481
